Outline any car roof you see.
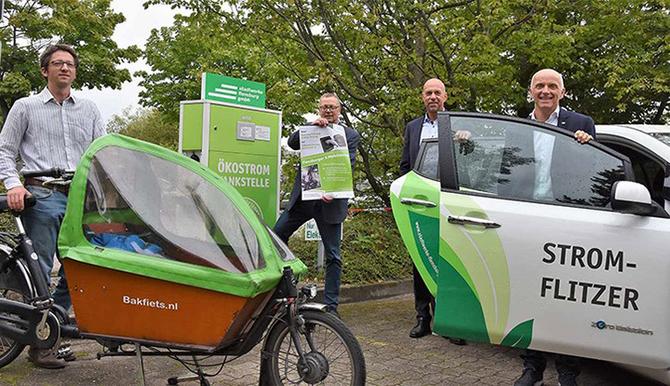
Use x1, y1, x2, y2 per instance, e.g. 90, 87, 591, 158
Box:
597, 124, 670, 135
596, 124, 670, 163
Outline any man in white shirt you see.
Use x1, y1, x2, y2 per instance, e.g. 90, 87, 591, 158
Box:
0, 44, 106, 369
515, 68, 595, 386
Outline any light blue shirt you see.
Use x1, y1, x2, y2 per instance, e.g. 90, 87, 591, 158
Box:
420, 115, 438, 142
530, 106, 560, 200
0, 88, 106, 189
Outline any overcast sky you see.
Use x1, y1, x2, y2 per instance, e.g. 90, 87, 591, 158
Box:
77, 2, 180, 123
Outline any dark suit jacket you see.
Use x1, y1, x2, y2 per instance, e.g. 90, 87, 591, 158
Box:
399, 116, 425, 175
555, 108, 596, 137
285, 124, 360, 224
498, 107, 597, 200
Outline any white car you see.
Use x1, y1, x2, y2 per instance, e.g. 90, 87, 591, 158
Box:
390, 113, 670, 384
597, 124, 670, 213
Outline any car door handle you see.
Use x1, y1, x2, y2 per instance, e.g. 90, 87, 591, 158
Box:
448, 215, 501, 229
400, 198, 437, 208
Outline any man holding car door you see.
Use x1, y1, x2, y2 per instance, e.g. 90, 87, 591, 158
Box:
400, 78, 466, 345
514, 68, 595, 386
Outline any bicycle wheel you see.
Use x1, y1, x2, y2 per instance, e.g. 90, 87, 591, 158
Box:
0, 286, 28, 368
262, 310, 366, 385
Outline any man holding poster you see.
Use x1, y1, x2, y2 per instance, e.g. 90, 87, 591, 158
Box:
273, 93, 360, 316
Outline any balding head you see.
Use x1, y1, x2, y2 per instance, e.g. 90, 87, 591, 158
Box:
529, 68, 565, 120
531, 69, 564, 89
422, 78, 447, 120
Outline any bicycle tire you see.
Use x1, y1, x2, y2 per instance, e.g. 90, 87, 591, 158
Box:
0, 286, 29, 368
261, 309, 366, 385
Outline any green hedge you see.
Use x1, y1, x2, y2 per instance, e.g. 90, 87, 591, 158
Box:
287, 211, 413, 284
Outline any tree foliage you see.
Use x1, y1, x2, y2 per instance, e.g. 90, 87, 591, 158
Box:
107, 107, 178, 151
0, 0, 141, 118
141, 0, 669, 206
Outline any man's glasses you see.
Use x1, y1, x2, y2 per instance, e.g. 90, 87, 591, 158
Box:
319, 105, 340, 112
49, 60, 76, 69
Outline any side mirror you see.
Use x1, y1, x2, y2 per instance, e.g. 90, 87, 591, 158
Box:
611, 181, 653, 215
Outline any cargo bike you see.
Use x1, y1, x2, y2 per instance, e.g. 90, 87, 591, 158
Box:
0, 134, 366, 385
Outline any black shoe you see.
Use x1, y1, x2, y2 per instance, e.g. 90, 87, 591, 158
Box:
448, 337, 467, 345
514, 368, 543, 386
558, 374, 578, 386
28, 347, 67, 369
324, 305, 340, 319
409, 317, 431, 338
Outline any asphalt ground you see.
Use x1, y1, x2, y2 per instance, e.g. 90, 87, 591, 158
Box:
0, 294, 663, 386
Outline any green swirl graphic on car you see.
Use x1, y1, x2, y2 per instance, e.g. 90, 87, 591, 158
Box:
391, 173, 533, 348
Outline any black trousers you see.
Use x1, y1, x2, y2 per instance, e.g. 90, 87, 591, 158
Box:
413, 263, 435, 320
521, 349, 580, 377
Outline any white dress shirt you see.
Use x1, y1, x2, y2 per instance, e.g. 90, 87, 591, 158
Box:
530, 106, 560, 200
0, 88, 106, 189
420, 114, 438, 142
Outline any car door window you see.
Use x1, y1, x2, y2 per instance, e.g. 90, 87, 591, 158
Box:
415, 140, 439, 180
450, 116, 628, 208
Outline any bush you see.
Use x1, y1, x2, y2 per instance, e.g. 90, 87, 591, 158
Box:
287, 211, 412, 285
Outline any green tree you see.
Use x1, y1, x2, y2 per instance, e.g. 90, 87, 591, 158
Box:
141, 0, 669, 206
0, 0, 141, 118
107, 107, 178, 150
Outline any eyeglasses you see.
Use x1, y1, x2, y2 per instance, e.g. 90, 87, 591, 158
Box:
49, 60, 76, 69
319, 105, 340, 112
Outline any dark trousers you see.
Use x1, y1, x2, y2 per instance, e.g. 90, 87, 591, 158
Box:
413, 263, 435, 320
273, 202, 343, 309
522, 349, 580, 378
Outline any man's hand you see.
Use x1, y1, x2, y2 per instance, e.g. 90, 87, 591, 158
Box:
313, 117, 329, 127
321, 194, 333, 203
7, 186, 30, 211
574, 130, 593, 144
453, 130, 471, 143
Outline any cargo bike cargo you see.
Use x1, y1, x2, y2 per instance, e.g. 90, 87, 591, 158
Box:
0, 134, 366, 385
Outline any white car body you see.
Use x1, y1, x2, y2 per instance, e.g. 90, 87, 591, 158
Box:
391, 115, 670, 385
597, 124, 670, 384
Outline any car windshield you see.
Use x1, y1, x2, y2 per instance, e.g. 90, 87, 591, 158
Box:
649, 132, 670, 146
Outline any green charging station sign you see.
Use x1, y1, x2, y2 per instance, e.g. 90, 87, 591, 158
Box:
201, 72, 266, 108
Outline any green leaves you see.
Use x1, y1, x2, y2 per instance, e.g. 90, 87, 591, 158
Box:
0, 0, 140, 118
139, 0, 669, 205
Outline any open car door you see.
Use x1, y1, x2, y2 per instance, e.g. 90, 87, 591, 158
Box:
433, 112, 670, 369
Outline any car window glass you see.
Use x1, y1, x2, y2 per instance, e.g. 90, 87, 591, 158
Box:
450, 116, 626, 208
416, 141, 439, 180
650, 133, 670, 146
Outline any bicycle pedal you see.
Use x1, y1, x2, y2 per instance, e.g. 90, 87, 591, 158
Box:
56, 346, 76, 362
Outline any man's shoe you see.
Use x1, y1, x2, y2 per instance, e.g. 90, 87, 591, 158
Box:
448, 337, 467, 345
409, 317, 431, 338
558, 374, 578, 386
28, 347, 67, 369
514, 368, 543, 386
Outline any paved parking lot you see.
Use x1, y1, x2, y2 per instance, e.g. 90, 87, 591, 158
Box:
0, 295, 663, 385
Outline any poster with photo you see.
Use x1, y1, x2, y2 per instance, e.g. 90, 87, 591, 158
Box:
299, 124, 354, 201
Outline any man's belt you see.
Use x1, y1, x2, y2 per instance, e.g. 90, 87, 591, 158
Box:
24, 177, 70, 195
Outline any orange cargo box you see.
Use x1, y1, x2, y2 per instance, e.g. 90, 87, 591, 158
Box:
64, 260, 272, 350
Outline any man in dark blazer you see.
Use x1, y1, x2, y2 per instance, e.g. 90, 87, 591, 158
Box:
514, 68, 594, 386
273, 92, 360, 316
400, 78, 469, 343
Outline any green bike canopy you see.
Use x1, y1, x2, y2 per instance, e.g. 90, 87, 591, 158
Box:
58, 134, 306, 298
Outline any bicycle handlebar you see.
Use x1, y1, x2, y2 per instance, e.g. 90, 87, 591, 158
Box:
22, 168, 74, 179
